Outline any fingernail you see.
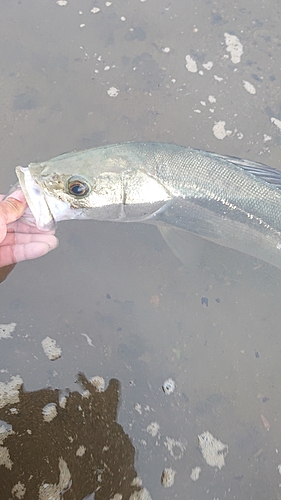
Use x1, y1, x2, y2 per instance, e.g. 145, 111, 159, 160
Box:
6, 189, 26, 203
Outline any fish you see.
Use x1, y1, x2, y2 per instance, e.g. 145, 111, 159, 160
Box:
13, 142, 281, 270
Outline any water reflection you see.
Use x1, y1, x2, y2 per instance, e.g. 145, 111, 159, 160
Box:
0, 373, 151, 500
0, 264, 15, 284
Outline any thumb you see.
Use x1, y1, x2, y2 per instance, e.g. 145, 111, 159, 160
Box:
0, 190, 27, 224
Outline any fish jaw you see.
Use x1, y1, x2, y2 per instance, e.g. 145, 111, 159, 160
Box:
15, 166, 57, 231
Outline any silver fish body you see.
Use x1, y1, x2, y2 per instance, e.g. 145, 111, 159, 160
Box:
15, 142, 281, 269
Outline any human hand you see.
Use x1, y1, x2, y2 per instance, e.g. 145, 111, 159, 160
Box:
0, 190, 58, 268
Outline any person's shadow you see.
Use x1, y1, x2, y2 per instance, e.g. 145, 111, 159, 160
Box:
0, 373, 151, 500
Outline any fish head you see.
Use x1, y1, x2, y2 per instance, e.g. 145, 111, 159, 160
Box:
15, 144, 172, 230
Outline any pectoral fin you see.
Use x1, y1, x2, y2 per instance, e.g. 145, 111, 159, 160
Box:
158, 225, 205, 267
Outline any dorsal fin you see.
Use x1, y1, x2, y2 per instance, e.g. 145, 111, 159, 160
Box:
201, 150, 281, 189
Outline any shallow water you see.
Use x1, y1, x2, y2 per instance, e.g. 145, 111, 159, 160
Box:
1, 1, 281, 499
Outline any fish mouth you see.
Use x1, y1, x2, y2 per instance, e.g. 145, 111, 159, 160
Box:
15, 166, 56, 231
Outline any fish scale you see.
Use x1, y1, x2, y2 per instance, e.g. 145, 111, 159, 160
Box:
127, 143, 281, 231
13, 142, 281, 270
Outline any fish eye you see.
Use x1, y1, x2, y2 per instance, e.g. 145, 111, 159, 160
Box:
67, 176, 90, 197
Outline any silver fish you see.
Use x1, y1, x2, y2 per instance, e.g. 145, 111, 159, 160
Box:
15, 142, 281, 269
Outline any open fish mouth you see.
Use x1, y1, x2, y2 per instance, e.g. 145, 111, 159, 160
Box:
15, 166, 56, 231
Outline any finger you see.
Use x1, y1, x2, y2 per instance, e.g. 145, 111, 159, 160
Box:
0, 195, 27, 225
7, 220, 56, 235
5, 188, 26, 202
1, 232, 58, 247
0, 238, 59, 267
0, 191, 23, 202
